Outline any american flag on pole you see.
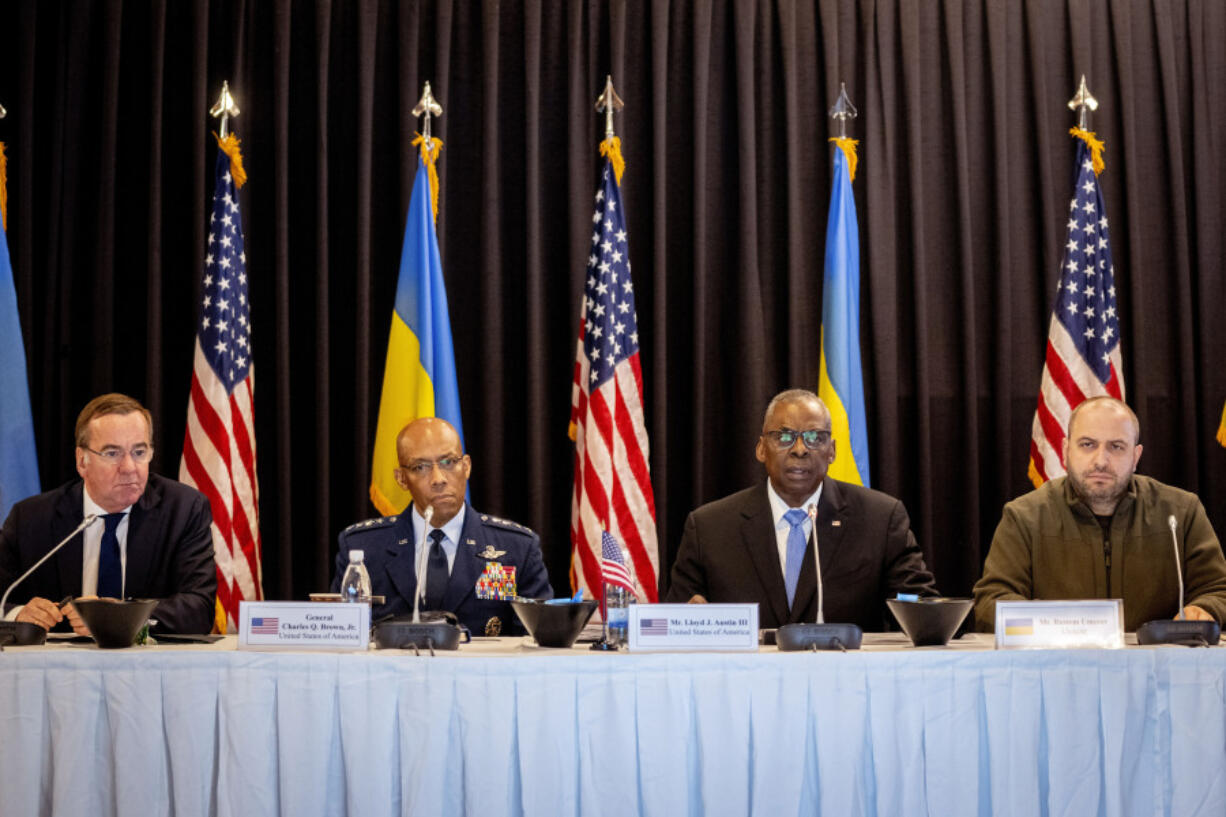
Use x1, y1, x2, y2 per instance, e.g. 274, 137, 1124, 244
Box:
569, 135, 658, 603
180, 132, 263, 633
1028, 128, 1123, 486
600, 528, 635, 594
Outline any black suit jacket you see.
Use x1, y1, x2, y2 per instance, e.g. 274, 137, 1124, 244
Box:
666, 478, 937, 630
0, 475, 217, 634
332, 504, 553, 636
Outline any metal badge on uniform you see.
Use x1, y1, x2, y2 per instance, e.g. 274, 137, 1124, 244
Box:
484, 616, 502, 636
475, 562, 517, 600
477, 544, 506, 560
832, 521, 841, 527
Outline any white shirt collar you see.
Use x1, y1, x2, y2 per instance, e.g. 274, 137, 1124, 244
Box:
82, 486, 134, 519
410, 503, 467, 551
765, 479, 823, 527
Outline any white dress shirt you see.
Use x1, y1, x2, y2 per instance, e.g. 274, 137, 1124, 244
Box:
765, 480, 823, 576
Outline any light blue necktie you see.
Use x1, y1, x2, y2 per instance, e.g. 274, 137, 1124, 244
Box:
783, 508, 808, 609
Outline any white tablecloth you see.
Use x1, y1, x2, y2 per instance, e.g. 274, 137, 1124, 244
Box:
1, 634, 1224, 816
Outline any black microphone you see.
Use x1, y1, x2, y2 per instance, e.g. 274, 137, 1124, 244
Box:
777, 502, 863, 651
1136, 514, 1220, 646
0, 513, 101, 647
371, 504, 464, 653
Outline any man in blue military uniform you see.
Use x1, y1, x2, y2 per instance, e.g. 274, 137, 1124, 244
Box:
333, 417, 552, 635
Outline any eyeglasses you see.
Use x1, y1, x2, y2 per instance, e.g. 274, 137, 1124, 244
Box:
83, 445, 154, 465
399, 456, 465, 477
763, 429, 832, 450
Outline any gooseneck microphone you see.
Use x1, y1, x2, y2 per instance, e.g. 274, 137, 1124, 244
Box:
371, 503, 464, 654
776, 502, 864, 651
1136, 514, 1220, 646
0, 513, 101, 647
411, 505, 435, 623
809, 504, 824, 624
1170, 515, 1187, 620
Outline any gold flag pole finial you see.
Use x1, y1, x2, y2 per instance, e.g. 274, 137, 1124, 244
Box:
828, 82, 860, 183
595, 75, 624, 141
1068, 75, 1105, 176
0, 101, 7, 120
412, 82, 443, 151
1068, 74, 1098, 132
209, 80, 241, 140
595, 76, 626, 184
411, 82, 445, 222
828, 82, 857, 140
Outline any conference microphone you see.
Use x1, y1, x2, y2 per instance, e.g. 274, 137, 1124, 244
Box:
777, 503, 863, 652
1136, 514, 1220, 646
373, 504, 463, 653
0, 513, 101, 648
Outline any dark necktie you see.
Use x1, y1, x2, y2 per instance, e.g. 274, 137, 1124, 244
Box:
97, 512, 126, 599
424, 529, 449, 610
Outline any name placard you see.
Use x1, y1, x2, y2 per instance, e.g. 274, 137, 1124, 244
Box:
994, 599, 1124, 649
238, 601, 370, 651
627, 603, 759, 652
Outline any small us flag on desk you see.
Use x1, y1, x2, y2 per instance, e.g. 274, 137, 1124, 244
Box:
251, 617, 279, 635
640, 618, 669, 636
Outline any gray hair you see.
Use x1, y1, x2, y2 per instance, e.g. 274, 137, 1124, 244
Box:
762, 388, 828, 431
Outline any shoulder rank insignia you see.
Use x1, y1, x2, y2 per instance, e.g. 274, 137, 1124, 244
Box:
479, 514, 535, 535
477, 545, 507, 560
342, 515, 398, 534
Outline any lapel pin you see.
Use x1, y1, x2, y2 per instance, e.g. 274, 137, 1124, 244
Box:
832, 520, 842, 527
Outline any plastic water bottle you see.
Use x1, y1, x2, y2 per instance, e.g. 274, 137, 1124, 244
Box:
604, 550, 636, 647
340, 549, 372, 603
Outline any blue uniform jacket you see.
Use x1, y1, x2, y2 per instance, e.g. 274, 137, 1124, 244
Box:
332, 504, 553, 635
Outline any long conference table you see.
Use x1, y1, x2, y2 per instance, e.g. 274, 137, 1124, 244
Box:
1, 632, 1224, 817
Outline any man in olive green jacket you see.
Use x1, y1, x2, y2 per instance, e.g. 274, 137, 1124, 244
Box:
974, 397, 1226, 632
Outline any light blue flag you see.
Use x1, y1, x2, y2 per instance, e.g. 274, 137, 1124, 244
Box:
0, 222, 40, 520
817, 142, 871, 487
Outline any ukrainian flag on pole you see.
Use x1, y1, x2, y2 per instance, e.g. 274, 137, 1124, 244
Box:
817, 138, 870, 487
369, 134, 464, 515
0, 142, 41, 520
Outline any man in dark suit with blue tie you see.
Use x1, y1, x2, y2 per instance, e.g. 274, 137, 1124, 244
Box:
0, 393, 217, 634
334, 417, 553, 636
666, 389, 936, 631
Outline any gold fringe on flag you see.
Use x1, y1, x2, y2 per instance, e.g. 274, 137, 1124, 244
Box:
411, 133, 444, 224
829, 136, 859, 183
213, 597, 228, 635
1217, 400, 1226, 448
1069, 127, 1105, 176
600, 136, 625, 186
212, 131, 248, 189
0, 142, 8, 232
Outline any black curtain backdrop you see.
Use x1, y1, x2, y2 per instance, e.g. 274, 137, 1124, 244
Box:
2, 0, 1224, 605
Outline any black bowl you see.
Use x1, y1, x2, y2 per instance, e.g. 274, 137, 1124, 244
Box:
510, 599, 597, 647
886, 598, 973, 647
71, 598, 160, 648
0, 620, 48, 647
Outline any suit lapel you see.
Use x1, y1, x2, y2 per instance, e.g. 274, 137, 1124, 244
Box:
124, 478, 161, 597
383, 514, 421, 613
54, 483, 85, 596
442, 510, 481, 611
742, 484, 790, 627
789, 478, 848, 622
